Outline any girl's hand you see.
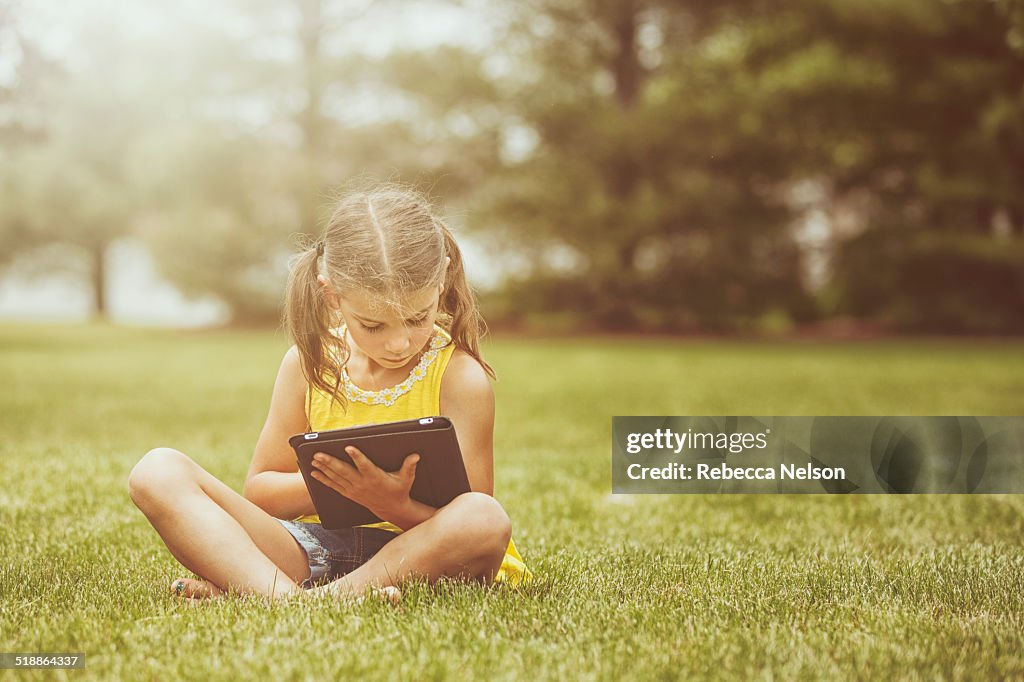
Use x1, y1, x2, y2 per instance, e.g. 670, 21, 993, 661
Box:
309, 446, 419, 521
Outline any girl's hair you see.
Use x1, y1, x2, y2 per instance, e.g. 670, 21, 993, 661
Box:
284, 184, 494, 412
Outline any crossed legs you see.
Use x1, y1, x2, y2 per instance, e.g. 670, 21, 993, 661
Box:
128, 448, 512, 602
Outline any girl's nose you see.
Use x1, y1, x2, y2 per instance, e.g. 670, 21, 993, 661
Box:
384, 334, 411, 355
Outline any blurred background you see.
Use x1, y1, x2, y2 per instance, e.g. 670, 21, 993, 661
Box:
1, 0, 1022, 334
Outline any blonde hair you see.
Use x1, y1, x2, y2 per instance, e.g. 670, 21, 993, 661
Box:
284, 184, 494, 412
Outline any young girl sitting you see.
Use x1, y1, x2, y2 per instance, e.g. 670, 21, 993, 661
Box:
128, 185, 531, 604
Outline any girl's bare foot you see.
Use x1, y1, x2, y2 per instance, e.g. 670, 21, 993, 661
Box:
368, 585, 402, 605
307, 582, 402, 606
170, 577, 225, 602
169, 576, 398, 606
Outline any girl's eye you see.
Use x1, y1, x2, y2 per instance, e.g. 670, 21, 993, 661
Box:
408, 316, 429, 326
361, 324, 382, 334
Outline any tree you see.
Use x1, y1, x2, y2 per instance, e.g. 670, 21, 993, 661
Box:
467, 0, 813, 331
0, 0, 57, 269
0, 20, 161, 318
470, 0, 1024, 332
141, 0, 508, 322
741, 0, 1024, 330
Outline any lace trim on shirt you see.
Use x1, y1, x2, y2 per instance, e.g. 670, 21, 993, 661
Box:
338, 325, 450, 407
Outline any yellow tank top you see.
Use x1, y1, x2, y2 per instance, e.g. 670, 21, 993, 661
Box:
295, 322, 532, 587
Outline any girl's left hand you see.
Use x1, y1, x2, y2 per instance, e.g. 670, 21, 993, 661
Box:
309, 446, 419, 521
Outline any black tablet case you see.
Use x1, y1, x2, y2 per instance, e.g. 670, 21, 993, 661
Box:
289, 416, 471, 529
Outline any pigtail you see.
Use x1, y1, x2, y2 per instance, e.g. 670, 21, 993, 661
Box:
438, 221, 496, 380
283, 243, 346, 413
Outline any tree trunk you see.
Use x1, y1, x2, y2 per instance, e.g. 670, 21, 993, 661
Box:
297, 0, 325, 233
610, 2, 641, 111
298, 0, 325, 154
91, 242, 107, 320
607, 2, 643, 311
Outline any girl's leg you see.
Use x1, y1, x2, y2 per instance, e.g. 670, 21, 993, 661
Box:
312, 492, 512, 599
128, 447, 310, 600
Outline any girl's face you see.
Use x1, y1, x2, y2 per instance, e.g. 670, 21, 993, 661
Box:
335, 284, 444, 370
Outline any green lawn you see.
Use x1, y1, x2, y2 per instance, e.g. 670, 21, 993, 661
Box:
1, 322, 1022, 680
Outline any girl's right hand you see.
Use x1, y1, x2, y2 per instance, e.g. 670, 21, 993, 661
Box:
310, 446, 420, 521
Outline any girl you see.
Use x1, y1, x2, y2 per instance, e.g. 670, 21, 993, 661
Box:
128, 185, 531, 604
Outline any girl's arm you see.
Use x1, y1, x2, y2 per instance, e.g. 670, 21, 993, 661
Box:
438, 350, 496, 495
243, 345, 316, 520
371, 350, 496, 529
364, 350, 495, 532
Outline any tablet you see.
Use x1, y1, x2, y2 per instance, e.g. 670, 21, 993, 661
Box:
289, 416, 471, 529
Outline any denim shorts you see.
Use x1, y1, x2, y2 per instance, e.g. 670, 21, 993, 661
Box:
276, 519, 399, 589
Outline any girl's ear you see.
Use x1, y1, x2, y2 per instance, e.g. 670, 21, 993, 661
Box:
317, 274, 341, 311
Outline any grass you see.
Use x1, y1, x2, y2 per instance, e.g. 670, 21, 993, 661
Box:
1, 322, 1022, 680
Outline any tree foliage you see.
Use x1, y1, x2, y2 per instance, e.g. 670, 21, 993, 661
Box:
475, 0, 1024, 331
0, 4, 141, 315
2, 0, 1022, 330
136, 0, 509, 322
